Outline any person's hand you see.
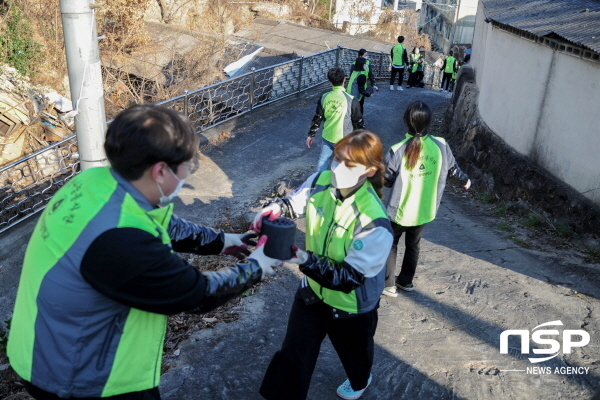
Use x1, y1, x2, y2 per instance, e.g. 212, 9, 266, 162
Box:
286, 245, 309, 265
463, 179, 472, 190
248, 236, 280, 279
221, 232, 258, 259
306, 136, 314, 148
249, 202, 281, 233
373, 86, 379, 92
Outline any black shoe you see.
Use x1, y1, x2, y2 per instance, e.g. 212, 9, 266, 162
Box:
396, 283, 414, 292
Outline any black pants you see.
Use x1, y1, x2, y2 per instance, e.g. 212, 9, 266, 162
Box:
24, 381, 161, 400
389, 66, 405, 86
260, 291, 378, 400
407, 71, 423, 87
385, 222, 426, 287
441, 72, 453, 90
359, 96, 365, 115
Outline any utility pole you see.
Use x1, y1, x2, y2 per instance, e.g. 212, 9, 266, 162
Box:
60, 0, 108, 170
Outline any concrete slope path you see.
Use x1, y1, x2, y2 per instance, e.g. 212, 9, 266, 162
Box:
158, 86, 599, 400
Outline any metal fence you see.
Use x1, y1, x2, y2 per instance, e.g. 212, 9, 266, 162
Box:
0, 46, 444, 233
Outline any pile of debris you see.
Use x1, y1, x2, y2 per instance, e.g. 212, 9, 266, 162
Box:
0, 65, 76, 168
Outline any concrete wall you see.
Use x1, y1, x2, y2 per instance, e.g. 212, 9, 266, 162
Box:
471, 3, 600, 206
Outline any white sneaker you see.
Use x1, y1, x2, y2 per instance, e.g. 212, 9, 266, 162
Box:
389, 85, 394, 91
397, 86, 404, 91
382, 287, 398, 297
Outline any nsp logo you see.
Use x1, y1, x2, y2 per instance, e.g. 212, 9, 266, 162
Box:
500, 320, 590, 363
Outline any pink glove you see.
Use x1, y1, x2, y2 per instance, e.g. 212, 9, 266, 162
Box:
249, 203, 282, 233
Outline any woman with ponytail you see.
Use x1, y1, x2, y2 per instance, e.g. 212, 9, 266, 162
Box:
382, 101, 471, 296
253, 130, 393, 400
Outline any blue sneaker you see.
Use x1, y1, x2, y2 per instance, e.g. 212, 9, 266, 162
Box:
336, 374, 372, 399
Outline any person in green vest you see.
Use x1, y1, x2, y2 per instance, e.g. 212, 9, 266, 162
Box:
349, 48, 377, 91
389, 35, 409, 91
406, 46, 425, 88
7, 104, 280, 400
381, 101, 470, 297
346, 57, 378, 115
440, 50, 457, 91
449, 61, 462, 93
254, 130, 393, 400
307, 67, 364, 173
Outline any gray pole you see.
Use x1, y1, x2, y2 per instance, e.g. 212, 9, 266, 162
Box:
60, 0, 108, 170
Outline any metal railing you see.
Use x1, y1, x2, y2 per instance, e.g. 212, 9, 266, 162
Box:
0, 46, 444, 233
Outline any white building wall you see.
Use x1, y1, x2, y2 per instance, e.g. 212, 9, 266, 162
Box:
471, 4, 600, 205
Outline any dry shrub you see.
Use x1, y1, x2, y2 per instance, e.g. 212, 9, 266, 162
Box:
3, 0, 66, 91
98, 0, 152, 52
369, 9, 431, 50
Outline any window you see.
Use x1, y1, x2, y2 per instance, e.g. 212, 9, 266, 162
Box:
381, 0, 394, 10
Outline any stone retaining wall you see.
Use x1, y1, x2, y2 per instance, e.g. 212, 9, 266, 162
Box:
444, 65, 600, 234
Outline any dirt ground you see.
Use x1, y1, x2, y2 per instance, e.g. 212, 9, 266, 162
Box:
1, 88, 599, 399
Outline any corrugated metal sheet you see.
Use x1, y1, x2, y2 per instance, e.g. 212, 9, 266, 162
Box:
482, 0, 600, 53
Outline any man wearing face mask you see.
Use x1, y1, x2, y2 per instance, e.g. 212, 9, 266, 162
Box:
7, 104, 280, 400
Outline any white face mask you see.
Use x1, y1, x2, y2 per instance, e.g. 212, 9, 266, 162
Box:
331, 160, 368, 189
415, 49, 420, 54
157, 167, 186, 207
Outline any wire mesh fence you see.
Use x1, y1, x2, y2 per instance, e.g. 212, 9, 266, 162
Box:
0, 136, 79, 233
0, 46, 444, 233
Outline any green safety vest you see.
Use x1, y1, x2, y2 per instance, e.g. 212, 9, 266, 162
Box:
352, 59, 371, 76
8, 167, 172, 397
392, 44, 406, 66
411, 53, 423, 73
389, 134, 444, 226
346, 70, 368, 101
444, 56, 456, 73
304, 172, 389, 314
321, 86, 355, 144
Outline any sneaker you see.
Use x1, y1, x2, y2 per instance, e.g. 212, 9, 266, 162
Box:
382, 286, 398, 297
439, 88, 444, 91
336, 374, 372, 399
397, 86, 404, 91
406, 85, 412, 88
396, 282, 414, 292
389, 85, 394, 91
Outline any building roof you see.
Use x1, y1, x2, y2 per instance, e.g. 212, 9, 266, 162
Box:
482, 0, 600, 53
222, 43, 297, 77
234, 19, 393, 56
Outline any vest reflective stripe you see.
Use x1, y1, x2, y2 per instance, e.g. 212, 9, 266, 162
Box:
304, 172, 389, 314
7, 167, 171, 397
321, 87, 354, 144
445, 56, 456, 73
392, 44, 405, 66
346, 70, 367, 101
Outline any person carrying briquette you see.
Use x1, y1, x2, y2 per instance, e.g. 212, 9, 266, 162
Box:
382, 101, 471, 297
307, 67, 364, 173
346, 57, 377, 115
349, 48, 378, 92
254, 130, 393, 400
440, 51, 457, 91
389, 35, 409, 91
7, 104, 280, 400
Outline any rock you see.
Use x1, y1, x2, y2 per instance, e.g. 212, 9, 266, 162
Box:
251, 3, 292, 18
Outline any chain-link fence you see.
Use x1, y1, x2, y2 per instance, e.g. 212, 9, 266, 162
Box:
0, 46, 444, 233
